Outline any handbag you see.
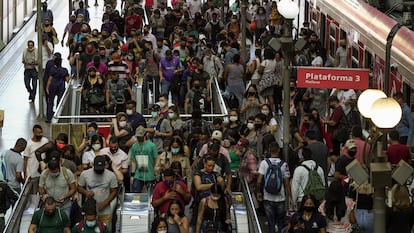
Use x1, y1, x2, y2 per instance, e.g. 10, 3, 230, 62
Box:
52, 36, 59, 45
88, 90, 105, 106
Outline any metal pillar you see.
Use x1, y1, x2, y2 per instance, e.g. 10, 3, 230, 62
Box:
241, 0, 248, 68
36, 0, 44, 119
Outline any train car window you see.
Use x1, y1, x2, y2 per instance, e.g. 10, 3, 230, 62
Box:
364, 51, 373, 69
329, 25, 336, 57
340, 29, 347, 40
352, 46, 359, 68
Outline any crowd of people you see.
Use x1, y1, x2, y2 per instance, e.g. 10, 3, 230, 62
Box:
11, 0, 414, 232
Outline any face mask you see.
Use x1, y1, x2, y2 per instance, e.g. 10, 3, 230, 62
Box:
230, 140, 237, 145
303, 206, 315, 212
261, 110, 269, 115
164, 180, 174, 188
348, 150, 356, 157
86, 220, 96, 227
168, 112, 176, 119
231, 19, 237, 23
56, 142, 65, 150
92, 144, 101, 151
50, 172, 60, 177
211, 195, 221, 201
247, 123, 255, 130
88, 132, 97, 138
77, 18, 83, 23
137, 136, 145, 143
104, 19, 110, 23
126, 109, 134, 115
205, 167, 214, 173
127, 55, 134, 61
303, 122, 310, 128
151, 112, 158, 118
89, 73, 96, 77
329, 105, 335, 109
86, 47, 93, 53
194, 85, 201, 89
44, 210, 55, 216
110, 148, 118, 154
70, 19, 75, 23
341, 45, 346, 48
171, 147, 180, 154
158, 231, 167, 233
254, 124, 262, 130
229, 116, 238, 122
35, 135, 43, 140
158, 101, 166, 108
94, 168, 105, 174
119, 121, 127, 128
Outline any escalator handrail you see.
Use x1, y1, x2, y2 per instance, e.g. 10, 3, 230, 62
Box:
241, 174, 263, 233
212, 76, 229, 117
4, 177, 36, 233
52, 79, 77, 122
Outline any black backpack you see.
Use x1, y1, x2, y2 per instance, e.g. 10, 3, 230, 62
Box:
193, 90, 206, 112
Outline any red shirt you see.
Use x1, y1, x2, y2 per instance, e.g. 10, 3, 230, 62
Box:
125, 15, 143, 35
152, 180, 190, 214
328, 106, 344, 136
387, 143, 411, 165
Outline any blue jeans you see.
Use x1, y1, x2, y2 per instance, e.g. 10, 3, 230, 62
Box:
160, 80, 170, 95
355, 209, 374, 233
24, 69, 38, 100
263, 200, 286, 233
132, 179, 154, 193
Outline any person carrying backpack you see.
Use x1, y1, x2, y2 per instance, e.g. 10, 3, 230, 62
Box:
257, 142, 292, 233
184, 78, 210, 114
291, 148, 326, 208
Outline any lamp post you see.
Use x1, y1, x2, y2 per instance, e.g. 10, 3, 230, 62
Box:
357, 89, 402, 233
37, 0, 45, 119
277, 0, 299, 163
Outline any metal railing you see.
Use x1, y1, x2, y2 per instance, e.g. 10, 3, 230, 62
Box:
240, 175, 262, 233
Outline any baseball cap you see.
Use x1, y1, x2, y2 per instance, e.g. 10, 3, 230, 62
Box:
235, 137, 249, 149
211, 130, 222, 141
135, 126, 146, 137
121, 44, 129, 51
94, 156, 106, 171
345, 139, 357, 149
48, 155, 60, 169
53, 52, 62, 59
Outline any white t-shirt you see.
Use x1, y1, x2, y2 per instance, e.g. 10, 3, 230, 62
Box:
261, 59, 276, 75
311, 56, 323, 67
258, 157, 290, 202
23, 137, 49, 178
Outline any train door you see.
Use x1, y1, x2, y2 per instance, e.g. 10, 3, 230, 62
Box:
326, 16, 339, 60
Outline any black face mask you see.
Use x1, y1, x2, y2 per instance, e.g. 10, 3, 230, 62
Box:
111, 79, 118, 83
194, 85, 201, 89
230, 140, 237, 145
110, 148, 118, 154
348, 150, 356, 157
35, 135, 43, 140
137, 136, 145, 142
94, 169, 105, 174
44, 210, 55, 216
303, 206, 315, 212
254, 124, 262, 130
89, 74, 96, 78
329, 105, 335, 109
303, 122, 310, 128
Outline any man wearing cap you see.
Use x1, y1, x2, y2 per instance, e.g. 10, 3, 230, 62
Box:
334, 139, 357, 181
129, 126, 158, 192
39, 156, 76, 218
146, 104, 173, 153
78, 156, 118, 230
22, 40, 39, 103
196, 130, 231, 163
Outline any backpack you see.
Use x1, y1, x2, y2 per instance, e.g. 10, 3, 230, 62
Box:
193, 90, 206, 112
0, 150, 7, 181
226, 94, 239, 109
76, 219, 106, 233
301, 164, 325, 201
44, 167, 71, 185
264, 159, 284, 195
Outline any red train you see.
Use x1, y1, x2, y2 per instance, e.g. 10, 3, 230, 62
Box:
305, 0, 414, 97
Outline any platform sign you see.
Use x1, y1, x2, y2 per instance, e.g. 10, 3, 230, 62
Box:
297, 67, 369, 90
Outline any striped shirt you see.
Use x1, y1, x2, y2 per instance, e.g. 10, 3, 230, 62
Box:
107, 60, 130, 80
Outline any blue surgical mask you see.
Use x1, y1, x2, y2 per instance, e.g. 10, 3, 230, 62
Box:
171, 148, 180, 154
88, 132, 97, 138
164, 180, 174, 188
86, 220, 96, 227
151, 111, 158, 118
168, 113, 175, 119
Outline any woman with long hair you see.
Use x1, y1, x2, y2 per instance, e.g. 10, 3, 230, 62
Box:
287, 194, 327, 233
164, 200, 190, 233
240, 84, 263, 121
386, 184, 414, 233
319, 180, 355, 233
196, 184, 231, 233
151, 217, 168, 233
82, 134, 104, 169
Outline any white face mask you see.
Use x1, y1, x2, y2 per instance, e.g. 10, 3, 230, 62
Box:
211, 195, 221, 201
168, 113, 175, 119
126, 109, 133, 115
229, 116, 238, 122
158, 101, 166, 108
119, 121, 127, 127
261, 110, 269, 115
247, 122, 254, 130
158, 231, 167, 233
92, 144, 101, 151
86, 220, 96, 227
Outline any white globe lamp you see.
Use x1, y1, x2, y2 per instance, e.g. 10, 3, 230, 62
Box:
357, 89, 387, 118
370, 97, 402, 128
278, 0, 299, 19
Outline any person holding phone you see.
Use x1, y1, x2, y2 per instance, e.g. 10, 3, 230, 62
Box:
163, 200, 189, 233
